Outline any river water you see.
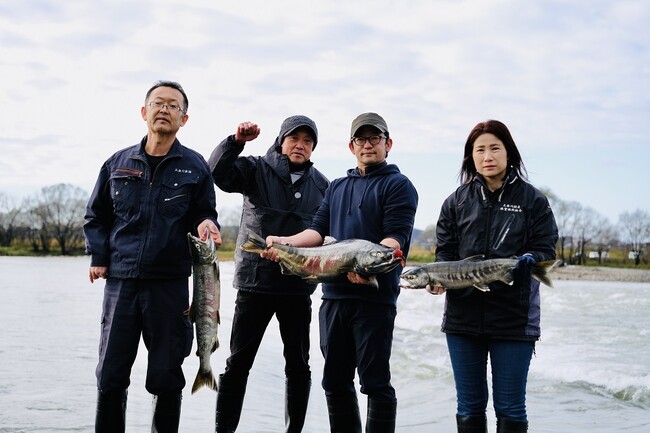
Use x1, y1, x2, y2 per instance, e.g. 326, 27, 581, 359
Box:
0, 256, 648, 432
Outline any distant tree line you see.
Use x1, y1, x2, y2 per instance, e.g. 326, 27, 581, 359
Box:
0, 183, 243, 256
414, 188, 650, 266
1, 184, 649, 265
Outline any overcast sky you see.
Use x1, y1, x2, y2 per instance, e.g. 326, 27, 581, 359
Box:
1, 0, 648, 230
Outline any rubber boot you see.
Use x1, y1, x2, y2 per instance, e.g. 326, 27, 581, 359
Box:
215, 374, 247, 433
497, 417, 528, 433
456, 414, 487, 433
325, 393, 362, 433
95, 389, 127, 433
285, 378, 311, 433
366, 398, 397, 433
151, 392, 182, 433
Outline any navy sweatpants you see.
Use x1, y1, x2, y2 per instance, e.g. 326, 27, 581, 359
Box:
96, 277, 193, 394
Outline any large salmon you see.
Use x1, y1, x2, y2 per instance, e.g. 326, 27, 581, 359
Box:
399, 255, 559, 291
241, 229, 404, 288
187, 232, 220, 394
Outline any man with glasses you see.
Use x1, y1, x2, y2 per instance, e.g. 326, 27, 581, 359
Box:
84, 80, 222, 433
261, 113, 418, 433
208, 116, 329, 433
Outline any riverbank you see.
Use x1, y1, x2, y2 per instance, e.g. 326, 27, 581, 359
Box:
551, 264, 650, 283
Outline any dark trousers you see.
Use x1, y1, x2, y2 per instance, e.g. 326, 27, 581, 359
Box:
96, 277, 193, 394
221, 290, 312, 384
319, 299, 397, 402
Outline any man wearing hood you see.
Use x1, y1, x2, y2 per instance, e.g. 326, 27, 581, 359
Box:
208, 115, 329, 432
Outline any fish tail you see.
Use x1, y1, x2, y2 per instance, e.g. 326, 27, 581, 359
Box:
191, 367, 217, 394
240, 229, 267, 254
531, 260, 559, 287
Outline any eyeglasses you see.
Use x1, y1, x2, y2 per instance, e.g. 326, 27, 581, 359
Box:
148, 101, 185, 113
351, 135, 385, 146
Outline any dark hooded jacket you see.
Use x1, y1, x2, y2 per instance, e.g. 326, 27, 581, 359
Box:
209, 135, 329, 295
435, 170, 558, 340
310, 162, 418, 306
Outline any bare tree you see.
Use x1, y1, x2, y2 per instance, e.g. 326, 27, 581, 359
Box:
618, 209, 650, 265
550, 199, 582, 264
591, 215, 616, 265
416, 224, 437, 252
0, 193, 23, 247
30, 184, 88, 255
217, 205, 243, 247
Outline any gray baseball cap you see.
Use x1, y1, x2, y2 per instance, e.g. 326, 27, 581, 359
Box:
350, 112, 388, 137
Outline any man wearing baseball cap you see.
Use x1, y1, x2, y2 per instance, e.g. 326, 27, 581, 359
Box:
262, 112, 419, 432
208, 115, 329, 432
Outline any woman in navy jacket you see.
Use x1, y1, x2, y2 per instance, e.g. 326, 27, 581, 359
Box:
434, 120, 558, 433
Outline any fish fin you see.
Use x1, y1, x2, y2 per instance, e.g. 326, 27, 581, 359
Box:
531, 260, 560, 288
473, 284, 490, 292
216, 310, 221, 325
279, 262, 293, 275
463, 254, 485, 261
499, 273, 515, 286
322, 236, 338, 246
240, 229, 267, 254
191, 367, 217, 394
368, 276, 379, 290
304, 275, 320, 284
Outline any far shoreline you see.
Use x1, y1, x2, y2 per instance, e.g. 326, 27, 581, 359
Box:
551, 264, 650, 283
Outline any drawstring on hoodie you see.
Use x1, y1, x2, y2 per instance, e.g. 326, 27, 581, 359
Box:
345, 172, 371, 215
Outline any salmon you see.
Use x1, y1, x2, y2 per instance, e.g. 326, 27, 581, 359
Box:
187, 232, 221, 393
241, 229, 404, 288
399, 255, 560, 291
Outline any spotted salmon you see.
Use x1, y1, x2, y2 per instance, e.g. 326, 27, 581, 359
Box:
241, 229, 404, 288
187, 232, 221, 393
399, 255, 559, 291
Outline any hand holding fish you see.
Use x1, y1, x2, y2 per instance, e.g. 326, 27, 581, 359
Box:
260, 235, 288, 262
425, 284, 446, 295
197, 219, 222, 246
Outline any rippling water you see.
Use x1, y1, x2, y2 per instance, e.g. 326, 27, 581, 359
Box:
0, 257, 648, 432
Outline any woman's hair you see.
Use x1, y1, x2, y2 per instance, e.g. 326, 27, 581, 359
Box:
459, 119, 528, 184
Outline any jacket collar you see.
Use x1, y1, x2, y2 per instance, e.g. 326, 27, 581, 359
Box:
264, 143, 313, 183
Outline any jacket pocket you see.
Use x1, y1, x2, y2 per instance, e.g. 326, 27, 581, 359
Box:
110, 170, 144, 216
158, 175, 199, 217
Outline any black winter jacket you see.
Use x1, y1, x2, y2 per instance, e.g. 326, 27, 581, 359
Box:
435, 171, 558, 340
209, 135, 329, 295
84, 137, 220, 279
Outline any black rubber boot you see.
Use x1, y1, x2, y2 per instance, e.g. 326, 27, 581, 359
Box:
456, 414, 487, 433
497, 417, 528, 433
285, 378, 311, 433
325, 393, 362, 433
95, 389, 127, 433
151, 392, 182, 433
366, 398, 397, 433
215, 374, 247, 433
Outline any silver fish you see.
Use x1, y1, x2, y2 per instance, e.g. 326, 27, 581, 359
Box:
187, 232, 221, 393
399, 255, 559, 291
241, 229, 405, 288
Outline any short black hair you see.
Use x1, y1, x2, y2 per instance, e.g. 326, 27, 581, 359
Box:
145, 80, 189, 113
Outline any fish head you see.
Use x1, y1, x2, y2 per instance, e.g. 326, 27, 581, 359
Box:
187, 232, 217, 264
399, 266, 430, 289
354, 245, 404, 275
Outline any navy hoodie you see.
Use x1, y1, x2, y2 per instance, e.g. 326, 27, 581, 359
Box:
310, 162, 418, 306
